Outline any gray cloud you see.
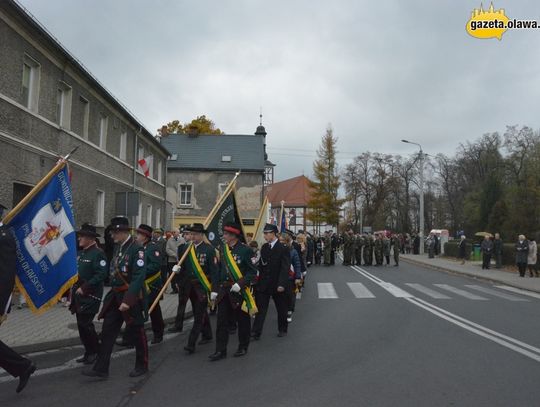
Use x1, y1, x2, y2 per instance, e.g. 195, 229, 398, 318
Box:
18, 0, 540, 179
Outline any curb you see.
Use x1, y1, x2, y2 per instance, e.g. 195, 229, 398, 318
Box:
12, 312, 193, 355
401, 257, 540, 294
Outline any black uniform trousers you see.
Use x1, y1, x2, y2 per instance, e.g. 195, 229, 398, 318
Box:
0, 340, 31, 377
187, 282, 212, 347
330, 250, 336, 265
215, 292, 251, 353
93, 299, 148, 374
76, 313, 99, 356
148, 288, 165, 338
252, 289, 289, 335
171, 279, 190, 331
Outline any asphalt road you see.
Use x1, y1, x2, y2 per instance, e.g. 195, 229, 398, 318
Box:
2, 258, 540, 407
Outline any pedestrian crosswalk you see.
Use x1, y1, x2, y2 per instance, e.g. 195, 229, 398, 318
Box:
313, 282, 532, 302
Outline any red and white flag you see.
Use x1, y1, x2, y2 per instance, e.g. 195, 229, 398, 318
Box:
138, 155, 153, 177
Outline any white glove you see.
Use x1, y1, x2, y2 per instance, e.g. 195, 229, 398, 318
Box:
172, 265, 181, 274
302, 272, 307, 277
230, 283, 241, 293
210, 292, 218, 301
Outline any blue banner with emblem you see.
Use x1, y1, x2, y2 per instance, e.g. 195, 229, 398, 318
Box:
6, 165, 78, 314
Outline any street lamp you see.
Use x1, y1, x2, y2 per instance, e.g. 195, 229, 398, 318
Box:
402, 139, 425, 255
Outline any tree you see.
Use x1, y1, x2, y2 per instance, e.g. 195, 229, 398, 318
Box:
307, 125, 344, 228
157, 115, 223, 136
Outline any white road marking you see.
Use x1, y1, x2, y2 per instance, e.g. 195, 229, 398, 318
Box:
405, 283, 451, 299
317, 283, 338, 299
353, 267, 413, 298
495, 285, 540, 300
465, 285, 529, 301
0, 327, 189, 383
434, 284, 488, 300
349, 265, 540, 364
408, 297, 540, 363
346, 282, 376, 298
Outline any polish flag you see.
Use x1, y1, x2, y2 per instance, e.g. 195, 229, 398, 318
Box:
138, 155, 153, 177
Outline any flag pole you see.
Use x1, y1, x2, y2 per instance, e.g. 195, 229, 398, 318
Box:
2, 146, 79, 225
252, 195, 268, 239
148, 241, 193, 314
279, 200, 285, 233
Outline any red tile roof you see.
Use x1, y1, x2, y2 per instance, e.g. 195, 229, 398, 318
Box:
266, 175, 313, 207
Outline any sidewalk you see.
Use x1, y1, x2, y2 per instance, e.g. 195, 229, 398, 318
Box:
0, 289, 191, 354
402, 254, 540, 294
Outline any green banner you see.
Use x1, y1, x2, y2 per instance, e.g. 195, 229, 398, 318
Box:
206, 189, 245, 249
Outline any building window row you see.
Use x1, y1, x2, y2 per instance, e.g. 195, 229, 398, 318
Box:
18, 53, 164, 182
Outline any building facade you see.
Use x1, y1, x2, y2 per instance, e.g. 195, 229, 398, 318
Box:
0, 1, 169, 233
161, 127, 271, 233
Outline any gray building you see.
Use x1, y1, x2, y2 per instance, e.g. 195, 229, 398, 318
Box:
160, 125, 273, 234
0, 1, 169, 233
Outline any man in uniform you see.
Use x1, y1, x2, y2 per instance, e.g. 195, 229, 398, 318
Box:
152, 228, 168, 292
362, 234, 371, 266
323, 231, 332, 266
251, 223, 290, 339
209, 222, 257, 361
374, 233, 384, 266
83, 217, 148, 378
354, 233, 363, 266
342, 229, 351, 266
136, 224, 165, 344
166, 229, 182, 293
330, 231, 338, 266
172, 223, 215, 354
0, 203, 36, 393
168, 230, 192, 333
70, 223, 107, 365
392, 233, 401, 267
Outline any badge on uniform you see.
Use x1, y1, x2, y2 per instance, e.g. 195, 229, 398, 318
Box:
155, 251, 160, 257
138, 251, 144, 259
100, 260, 106, 267
137, 259, 144, 267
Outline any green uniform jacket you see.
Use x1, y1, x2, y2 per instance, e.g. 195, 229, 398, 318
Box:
183, 241, 218, 298
213, 241, 257, 289
99, 237, 148, 325
143, 241, 163, 293
153, 236, 168, 266
74, 245, 107, 315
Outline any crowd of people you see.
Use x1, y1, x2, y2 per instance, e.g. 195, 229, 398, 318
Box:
0, 214, 314, 392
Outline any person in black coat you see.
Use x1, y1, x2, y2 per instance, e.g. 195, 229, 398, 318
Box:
0, 204, 36, 393
251, 224, 291, 339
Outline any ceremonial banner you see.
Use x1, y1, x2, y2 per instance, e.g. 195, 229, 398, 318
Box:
4, 165, 78, 313
205, 181, 246, 248
279, 201, 287, 233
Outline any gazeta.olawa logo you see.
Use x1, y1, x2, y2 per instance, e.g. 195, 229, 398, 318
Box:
466, 2, 539, 40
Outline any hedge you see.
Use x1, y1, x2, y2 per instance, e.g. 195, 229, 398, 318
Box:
444, 241, 518, 265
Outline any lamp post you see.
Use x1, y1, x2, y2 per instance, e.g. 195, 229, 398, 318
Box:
402, 139, 425, 255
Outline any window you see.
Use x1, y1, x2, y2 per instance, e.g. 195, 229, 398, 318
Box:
148, 155, 154, 178
179, 184, 193, 206
138, 145, 144, 161
119, 132, 127, 160
99, 114, 108, 149
155, 207, 161, 228
146, 204, 153, 227
157, 160, 163, 183
56, 81, 72, 129
21, 55, 40, 112
136, 202, 142, 226
96, 190, 105, 226
80, 96, 89, 139
218, 183, 228, 196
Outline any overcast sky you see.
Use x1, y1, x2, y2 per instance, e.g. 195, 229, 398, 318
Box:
18, 0, 540, 181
